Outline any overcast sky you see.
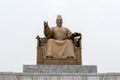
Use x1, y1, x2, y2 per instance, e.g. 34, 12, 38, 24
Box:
0, 0, 120, 73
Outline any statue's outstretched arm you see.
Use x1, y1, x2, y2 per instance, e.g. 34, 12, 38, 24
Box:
44, 21, 52, 39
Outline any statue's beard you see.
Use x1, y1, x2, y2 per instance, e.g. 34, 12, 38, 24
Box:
57, 23, 62, 27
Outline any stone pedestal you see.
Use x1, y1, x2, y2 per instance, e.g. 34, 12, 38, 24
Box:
1, 65, 120, 80
23, 65, 97, 73
1, 72, 120, 80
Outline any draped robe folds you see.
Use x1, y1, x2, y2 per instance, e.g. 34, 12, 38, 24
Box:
44, 26, 76, 58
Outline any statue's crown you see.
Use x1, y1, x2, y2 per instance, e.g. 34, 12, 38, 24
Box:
57, 15, 62, 19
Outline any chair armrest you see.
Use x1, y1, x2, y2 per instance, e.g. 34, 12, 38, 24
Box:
73, 35, 82, 47
36, 35, 48, 47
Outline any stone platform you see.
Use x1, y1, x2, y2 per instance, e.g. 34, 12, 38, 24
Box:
0, 65, 120, 80
0, 72, 120, 80
6, 65, 120, 80
23, 65, 97, 73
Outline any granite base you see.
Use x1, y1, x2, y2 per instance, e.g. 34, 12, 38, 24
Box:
23, 65, 97, 73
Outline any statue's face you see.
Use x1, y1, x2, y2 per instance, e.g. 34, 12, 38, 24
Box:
56, 17, 63, 27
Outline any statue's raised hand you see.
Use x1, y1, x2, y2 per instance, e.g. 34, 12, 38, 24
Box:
44, 21, 49, 28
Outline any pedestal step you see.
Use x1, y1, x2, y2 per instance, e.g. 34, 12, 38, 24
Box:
23, 65, 97, 73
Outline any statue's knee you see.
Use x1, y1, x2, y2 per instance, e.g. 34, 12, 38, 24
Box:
47, 39, 54, 42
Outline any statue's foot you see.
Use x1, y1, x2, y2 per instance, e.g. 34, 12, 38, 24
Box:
46, 56, 54, 58
67, 56, 74, 59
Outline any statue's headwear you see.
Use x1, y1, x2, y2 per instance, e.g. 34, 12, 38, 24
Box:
56, 15, 62, 20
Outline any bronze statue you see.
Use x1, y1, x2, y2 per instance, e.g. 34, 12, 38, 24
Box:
44, 15, 81, 59
36, 15, 82, 65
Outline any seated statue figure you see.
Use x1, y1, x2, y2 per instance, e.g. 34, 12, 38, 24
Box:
44, 15, 81, 59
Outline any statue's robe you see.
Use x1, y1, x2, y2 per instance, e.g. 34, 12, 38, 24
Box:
44, 26, 76, 58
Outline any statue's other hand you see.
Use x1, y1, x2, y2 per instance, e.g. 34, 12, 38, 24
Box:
44, 21, 48, 28
73, 32, 81, 37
